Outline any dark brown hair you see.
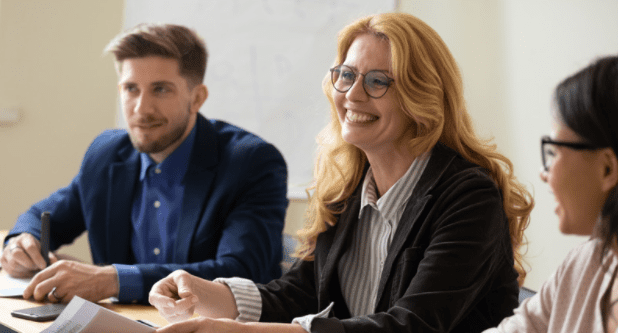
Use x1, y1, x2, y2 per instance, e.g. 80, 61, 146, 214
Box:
105, 23, 207, 87
554, 55, 618, 257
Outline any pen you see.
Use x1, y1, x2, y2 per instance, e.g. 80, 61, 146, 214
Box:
40, 212, 50, 267
137, 319, 160, 328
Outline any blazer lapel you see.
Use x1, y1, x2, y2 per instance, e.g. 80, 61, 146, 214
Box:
106, 145, 140, 264
175, 167, 214, 262
175, 115, 217, 262
318, 185, 362, 310
374, 144, 457, 310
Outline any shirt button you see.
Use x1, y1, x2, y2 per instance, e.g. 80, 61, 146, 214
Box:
153, 248, 160, 255
154, 200, 161, 208
154, 168, 161, 174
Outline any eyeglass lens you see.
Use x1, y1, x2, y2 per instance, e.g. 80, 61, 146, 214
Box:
331, 65, 392, 98
542, 142, 556, 171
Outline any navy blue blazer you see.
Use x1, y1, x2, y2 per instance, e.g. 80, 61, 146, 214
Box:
7, 114, 288, 303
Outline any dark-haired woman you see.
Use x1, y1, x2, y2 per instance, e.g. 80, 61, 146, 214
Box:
486, 55, 618, 332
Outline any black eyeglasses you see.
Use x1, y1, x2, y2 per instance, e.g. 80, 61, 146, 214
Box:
541, 135, 607, 171
330, 64, 394, 99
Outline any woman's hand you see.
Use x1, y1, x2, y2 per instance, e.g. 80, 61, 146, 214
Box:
149, 270, 239, 322
156, 317, 243, 333
149, 270, 203, 322
155, 317, 307, 333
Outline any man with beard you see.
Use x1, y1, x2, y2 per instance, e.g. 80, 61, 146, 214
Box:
1, 23, 288, 305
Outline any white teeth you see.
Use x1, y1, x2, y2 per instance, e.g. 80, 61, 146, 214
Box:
346, 110, 378, 123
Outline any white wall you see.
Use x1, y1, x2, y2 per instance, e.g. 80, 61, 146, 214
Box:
399, 0, 618, 290
503, 0, 618, 290
0, 0, 124, 261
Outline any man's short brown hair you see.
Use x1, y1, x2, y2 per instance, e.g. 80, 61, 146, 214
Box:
105, 23, 207, 87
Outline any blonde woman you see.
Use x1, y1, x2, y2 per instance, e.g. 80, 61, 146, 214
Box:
148, 13, 533, 333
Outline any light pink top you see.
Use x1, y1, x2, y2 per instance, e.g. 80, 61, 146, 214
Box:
485, 238, 618, 333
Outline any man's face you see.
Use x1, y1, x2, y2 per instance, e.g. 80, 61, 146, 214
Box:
118, 56, 203, 163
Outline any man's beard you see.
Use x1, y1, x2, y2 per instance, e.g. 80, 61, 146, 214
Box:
129, 106, 191, 154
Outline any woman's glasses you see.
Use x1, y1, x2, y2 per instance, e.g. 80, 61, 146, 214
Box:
330, 64, 394, 99
541, 135, 606, 172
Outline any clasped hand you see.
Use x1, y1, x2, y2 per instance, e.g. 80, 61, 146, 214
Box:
149, 270, 253, 332
148, 271, 306, 333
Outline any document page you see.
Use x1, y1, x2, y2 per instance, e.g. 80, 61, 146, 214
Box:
41, 296, 155, 333
0, 275, 30, 297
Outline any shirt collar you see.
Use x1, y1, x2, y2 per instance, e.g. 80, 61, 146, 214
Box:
138, 124, 197, 182
360, 150, 432, 221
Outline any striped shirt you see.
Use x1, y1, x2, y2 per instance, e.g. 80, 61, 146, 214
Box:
339, 150, 430, 316
216, 150, 431, 330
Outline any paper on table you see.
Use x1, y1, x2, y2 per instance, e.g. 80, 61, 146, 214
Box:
41, 296, 155, 333
0, 275, 30, 297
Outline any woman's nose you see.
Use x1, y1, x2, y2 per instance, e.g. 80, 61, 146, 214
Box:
345, 77, 369, 101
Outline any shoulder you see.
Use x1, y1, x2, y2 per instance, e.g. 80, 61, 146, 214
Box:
538, 239, 607, 304
528, 239, 606, 324
419, 145, 509, 237
87, 129, 131, 153
81, 129, 133, 165
206, 119, 285, 164
427, 144, 500, 198
558, 238, 606, 276
207, 119, 269, 149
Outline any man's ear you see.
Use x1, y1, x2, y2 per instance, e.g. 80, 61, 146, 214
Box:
601, 148, 618, 193
190, 84, 208, 114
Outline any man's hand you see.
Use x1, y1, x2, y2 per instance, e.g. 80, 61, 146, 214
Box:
1, 233, 56, 278
22, 260, 119, 303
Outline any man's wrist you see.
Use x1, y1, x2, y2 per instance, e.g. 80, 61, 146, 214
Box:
98, 265, 120, 299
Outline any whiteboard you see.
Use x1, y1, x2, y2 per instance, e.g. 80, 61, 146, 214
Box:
122, 0, 396, 198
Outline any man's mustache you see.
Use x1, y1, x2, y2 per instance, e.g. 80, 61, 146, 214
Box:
129, 116, 166, 127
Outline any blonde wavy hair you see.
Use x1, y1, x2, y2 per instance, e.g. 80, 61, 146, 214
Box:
295, 13, 533, 285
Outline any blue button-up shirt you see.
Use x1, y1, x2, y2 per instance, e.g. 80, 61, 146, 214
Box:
113, 125, 196, 302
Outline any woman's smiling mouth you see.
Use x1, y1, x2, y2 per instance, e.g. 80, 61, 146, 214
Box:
346, 110, 378, 123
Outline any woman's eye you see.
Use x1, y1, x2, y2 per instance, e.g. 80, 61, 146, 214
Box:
369, 77, 389, 87
340, 71, 355, 82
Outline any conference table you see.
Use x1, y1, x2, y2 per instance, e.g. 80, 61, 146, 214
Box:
0, 230, 169, 332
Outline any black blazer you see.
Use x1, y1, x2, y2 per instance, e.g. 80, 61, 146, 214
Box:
258, 143, 519, 333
